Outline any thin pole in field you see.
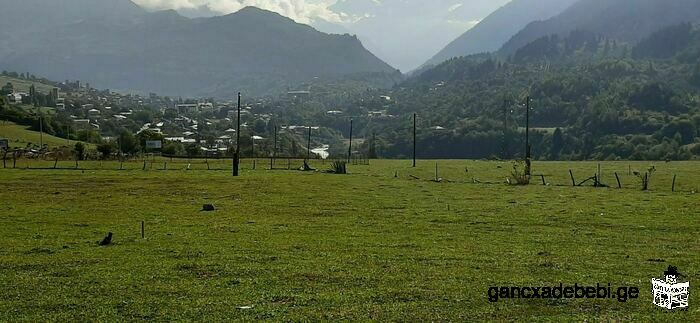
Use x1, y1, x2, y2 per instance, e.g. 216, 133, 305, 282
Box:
347, 119, 353, 163
502, 99, 509, 159
233, 93, 241, 177
569, 169, 575, 186
307, 126, 312, 161
413, 113, 416, 168
525, 96, 531, 176
672, 174, 677, 192
39, 113, 43, 148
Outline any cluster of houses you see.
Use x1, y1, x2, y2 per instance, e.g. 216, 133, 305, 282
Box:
4, 75, 411, 156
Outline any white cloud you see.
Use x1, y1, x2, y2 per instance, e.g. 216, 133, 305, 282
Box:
447, 3, 463, 12
133, 0, 344, 24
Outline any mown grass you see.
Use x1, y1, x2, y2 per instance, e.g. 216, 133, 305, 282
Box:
0, 159, 698, 321
0, 121, 75, 149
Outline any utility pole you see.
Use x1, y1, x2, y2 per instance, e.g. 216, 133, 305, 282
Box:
525, 96, 531, 176
502, 99, 509, 160
273, 124, 278, 159
306, 126, 312, 161
347, 119, 353, 163
412, 113, 417, 167
233, 92, 241, 176
39, 113, 44, 148
251, 134, 255, 158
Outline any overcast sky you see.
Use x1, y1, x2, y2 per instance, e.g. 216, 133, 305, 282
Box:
132, 0, 512, 71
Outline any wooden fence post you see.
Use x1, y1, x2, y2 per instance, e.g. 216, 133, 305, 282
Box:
644, 173, 649, 191
672, 175, 677, 192
569, 170, 576, 186
615, 172, 622, 189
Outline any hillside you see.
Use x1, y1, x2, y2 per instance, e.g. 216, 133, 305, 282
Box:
0, 74, 56, 94
422, 0, 577, 68
0, 3, 398, 97
277, 22, 700, 160
500, 0, 700, 56
0, 121, 78, 149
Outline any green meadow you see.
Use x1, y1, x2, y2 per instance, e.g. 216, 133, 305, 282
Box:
0, 121, 77, 149
0, 75, 55, 94
0, 159, 698, 321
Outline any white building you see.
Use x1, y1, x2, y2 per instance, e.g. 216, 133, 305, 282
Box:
176, 104, 198, 114
198, 102, 215, 113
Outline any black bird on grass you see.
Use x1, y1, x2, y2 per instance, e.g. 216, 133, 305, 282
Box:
99, 232, 113, 246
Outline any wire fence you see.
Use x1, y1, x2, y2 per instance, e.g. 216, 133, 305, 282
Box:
2, 155, 698, 194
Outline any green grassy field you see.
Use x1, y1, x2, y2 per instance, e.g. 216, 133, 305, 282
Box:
0, 121, 79, 149
0, 159, 698, 320
0, 75, 56, 94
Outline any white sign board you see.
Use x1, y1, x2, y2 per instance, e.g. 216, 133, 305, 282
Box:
146, 140, 162, 149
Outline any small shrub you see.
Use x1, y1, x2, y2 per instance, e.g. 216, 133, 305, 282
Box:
74, 142, 85, 161
633, 166, 656, 190
329, 160, 347, 174
508, 161, 530, 185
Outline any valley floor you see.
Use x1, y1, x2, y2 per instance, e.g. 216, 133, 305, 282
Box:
0, 160, 698, 320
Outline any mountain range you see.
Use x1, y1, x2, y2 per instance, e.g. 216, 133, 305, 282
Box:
0, 0, 398, 98
500, 0, 700, 56
3, 0, 700, 99
422, 0, 578, 68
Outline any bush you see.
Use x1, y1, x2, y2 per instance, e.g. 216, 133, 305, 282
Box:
74, 142, 86, 160
508, 161, 530, 185
634, 166, 656, 190
329, 160, 347, 174
97, 142, 115, 159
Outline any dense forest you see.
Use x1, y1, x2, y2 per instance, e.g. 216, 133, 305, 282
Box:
268, 23, 700, 161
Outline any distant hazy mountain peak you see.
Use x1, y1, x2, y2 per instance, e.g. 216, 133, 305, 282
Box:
500, 0, 700, 55
0, 2, 396, 97
422, 0, 578, 69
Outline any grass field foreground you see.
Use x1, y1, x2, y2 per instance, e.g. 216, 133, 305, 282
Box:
0, 159, 698, 320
